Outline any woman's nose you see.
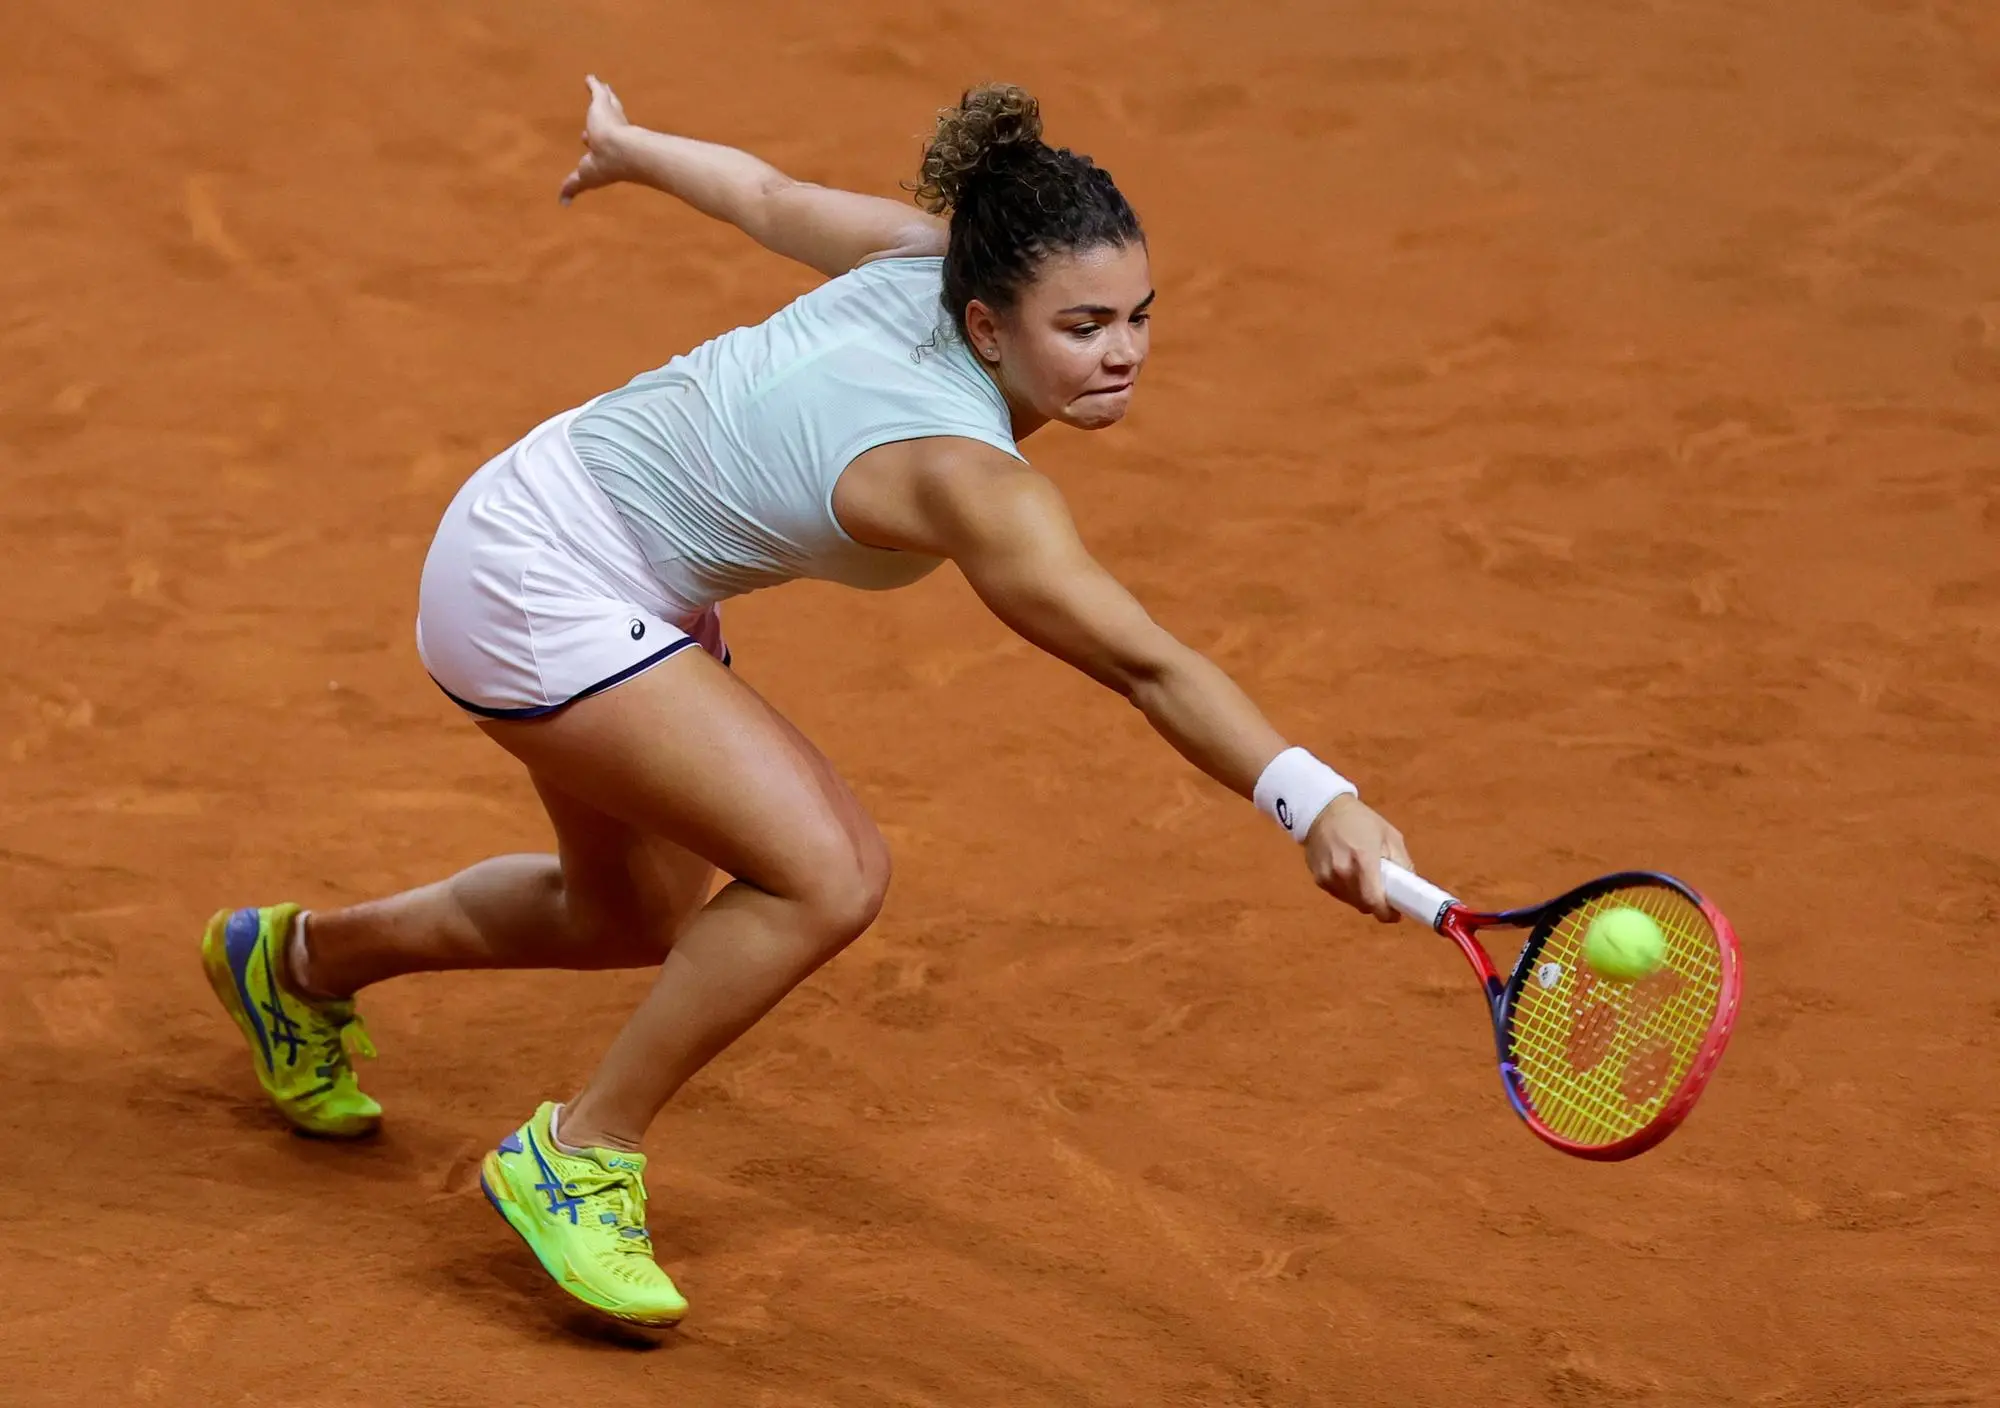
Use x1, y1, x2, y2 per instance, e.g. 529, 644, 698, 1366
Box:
1105, 326, 1142, 370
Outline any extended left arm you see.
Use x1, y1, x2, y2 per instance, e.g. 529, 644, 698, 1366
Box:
559, 76, 945, 276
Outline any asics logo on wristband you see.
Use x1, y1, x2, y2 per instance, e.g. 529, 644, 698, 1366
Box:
1254, 747, 1358, 843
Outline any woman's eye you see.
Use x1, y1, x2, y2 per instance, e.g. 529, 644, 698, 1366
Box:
1131, 312, 1152, 327
1068, 324, 1101, 339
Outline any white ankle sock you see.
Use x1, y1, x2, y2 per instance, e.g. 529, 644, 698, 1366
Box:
285, 911, 317, 998
548, 1103, 587, 1155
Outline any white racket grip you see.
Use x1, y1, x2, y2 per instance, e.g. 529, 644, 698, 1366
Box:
1380, 860, 1459, 930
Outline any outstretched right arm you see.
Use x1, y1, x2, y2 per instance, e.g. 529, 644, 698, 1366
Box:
833, 440, 1416, 922
559, 76, 946, 277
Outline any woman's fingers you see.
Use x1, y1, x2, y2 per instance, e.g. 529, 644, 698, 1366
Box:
584, 74, 628, 127
563, 72, 633, 203
1354, 847, 1394, 922
559, 154, 613, 205
1306, 799, 1408, 923
1385, 828, 1413, 874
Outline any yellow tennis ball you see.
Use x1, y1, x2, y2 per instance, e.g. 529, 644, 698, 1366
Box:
1582, 907, 1667, 981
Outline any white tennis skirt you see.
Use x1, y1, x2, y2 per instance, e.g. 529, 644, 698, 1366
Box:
415, 409, 727, 718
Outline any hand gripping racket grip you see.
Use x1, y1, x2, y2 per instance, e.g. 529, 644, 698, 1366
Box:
1380, 860, 1459, 931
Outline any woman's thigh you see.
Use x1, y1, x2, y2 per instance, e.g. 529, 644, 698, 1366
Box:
477, 646, 886, 911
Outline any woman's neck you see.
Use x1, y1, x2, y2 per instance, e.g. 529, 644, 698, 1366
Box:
969, 355, 1048, 441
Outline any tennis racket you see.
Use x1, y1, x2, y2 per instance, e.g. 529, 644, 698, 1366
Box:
1381, 860, 1741, 1160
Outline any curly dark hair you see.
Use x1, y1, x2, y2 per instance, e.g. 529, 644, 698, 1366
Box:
912, 84, 1143, 339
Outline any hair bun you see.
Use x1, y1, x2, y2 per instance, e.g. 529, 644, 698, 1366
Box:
913, 84, 1044, 215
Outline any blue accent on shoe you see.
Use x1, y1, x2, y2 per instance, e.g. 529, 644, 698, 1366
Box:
524, 1130, 584, 1225
222, 908, 274, 1070
499, 1132, 524, 1155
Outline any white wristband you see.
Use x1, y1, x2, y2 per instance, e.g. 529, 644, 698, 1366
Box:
1253, 747, 1358, 843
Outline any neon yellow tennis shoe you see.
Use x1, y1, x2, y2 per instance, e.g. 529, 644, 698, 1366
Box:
200, 903, 381, 1138
480, 1102, 688, 1327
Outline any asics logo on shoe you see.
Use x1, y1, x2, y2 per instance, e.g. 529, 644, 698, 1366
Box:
525, 1131, 585, 1225
604, 1156, 642, 1171
258, 937, 306, 1067
262, 1005, 304, 1067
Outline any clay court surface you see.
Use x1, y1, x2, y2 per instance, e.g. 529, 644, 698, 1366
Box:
4, 1, 1998, 1402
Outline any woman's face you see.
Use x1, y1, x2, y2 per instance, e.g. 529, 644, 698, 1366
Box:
964, 242, 1154, 434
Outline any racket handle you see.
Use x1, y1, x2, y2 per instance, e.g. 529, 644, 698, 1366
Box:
1380, 860, 1459, 930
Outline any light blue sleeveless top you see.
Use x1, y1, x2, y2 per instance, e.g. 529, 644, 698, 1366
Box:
567, 256, 1025, 618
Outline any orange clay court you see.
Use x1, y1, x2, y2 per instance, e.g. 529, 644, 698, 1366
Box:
3, 2, 1996, 1403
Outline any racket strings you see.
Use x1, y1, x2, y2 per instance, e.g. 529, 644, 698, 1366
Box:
1504, 885, 1723, 1146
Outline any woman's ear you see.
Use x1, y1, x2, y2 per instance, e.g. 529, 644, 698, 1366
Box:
962, 301, 1003, 363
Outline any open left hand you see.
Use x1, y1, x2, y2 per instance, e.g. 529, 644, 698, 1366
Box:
559, 75, 639, 205
1304, 795, 1412, 923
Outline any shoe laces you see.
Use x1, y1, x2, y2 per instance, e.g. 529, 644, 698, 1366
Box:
565, 1165, 654, 1257
314, 1004, 376, 1081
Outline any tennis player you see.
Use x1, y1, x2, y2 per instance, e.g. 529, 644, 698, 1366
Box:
201, 78, 1414, 1327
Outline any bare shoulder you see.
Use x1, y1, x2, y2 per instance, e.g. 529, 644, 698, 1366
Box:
835, 437, 1058, 556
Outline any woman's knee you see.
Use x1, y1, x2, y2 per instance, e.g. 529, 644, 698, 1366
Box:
794, 823, 892, 949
